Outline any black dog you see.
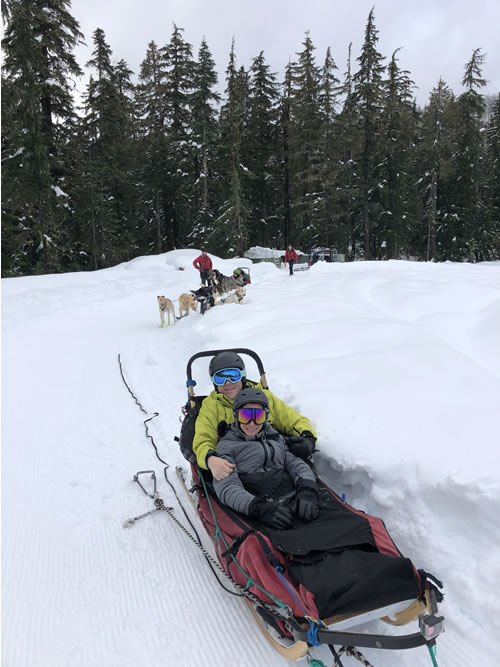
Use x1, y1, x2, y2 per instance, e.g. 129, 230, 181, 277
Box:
190, 285, 215, 315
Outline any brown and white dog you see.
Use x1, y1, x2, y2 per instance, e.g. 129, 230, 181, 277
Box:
178, 293, 197, 318
215, 286, 246, 306
157, 296, 176, 327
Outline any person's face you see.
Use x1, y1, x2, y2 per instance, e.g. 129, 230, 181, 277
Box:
288, 245, 292, 250
202, 251, 207, 256
217, 378, 243, 400
238, 402, 265, 437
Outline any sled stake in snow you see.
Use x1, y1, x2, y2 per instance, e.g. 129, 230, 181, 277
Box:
174, 348, 445, 663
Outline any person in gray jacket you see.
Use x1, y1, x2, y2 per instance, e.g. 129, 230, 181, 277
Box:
212, 387, 319, 530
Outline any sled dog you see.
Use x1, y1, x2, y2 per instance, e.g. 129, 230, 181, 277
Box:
215, 286, 246, 306
178, 293, 197, 317
190, 286, 215, 315
157, 296, 176, 327
208, 269, 241, 296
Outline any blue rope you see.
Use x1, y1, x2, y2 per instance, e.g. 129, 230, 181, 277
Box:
275, 566, 325, 646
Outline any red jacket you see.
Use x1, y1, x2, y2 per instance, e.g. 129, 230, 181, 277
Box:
285, 248, 298, 263
193, 254, 213, 272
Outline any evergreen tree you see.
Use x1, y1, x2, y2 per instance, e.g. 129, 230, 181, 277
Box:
377, 48, 416, 258
245, 51, 281, 247
279, 62, 293, 247
447, 48, 488, 260
334, 43, 362, 258
189, 37, 221, 248
352, 8, 386, 259
482, 94, 500, 258
420, 79, 456, 260
161, 23, 196, 247
211, 40, 250, 256
74, 28, 134, 269
288, 32, 324, 248
1, 0, 83, 275
135, 40, 169, 254
318, 46, 340, 248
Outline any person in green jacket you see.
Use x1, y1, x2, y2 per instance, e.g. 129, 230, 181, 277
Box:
193, 351, 317, 480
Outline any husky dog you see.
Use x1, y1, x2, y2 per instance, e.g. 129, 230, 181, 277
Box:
157, 296, 176, 327
178, 293, 197, 318
208, 269, 240, 296
207, 269, 224, 297
215, 286, 246, 306
190, 285, 215, 315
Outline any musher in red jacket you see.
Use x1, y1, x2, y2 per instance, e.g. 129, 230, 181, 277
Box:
193, 249, 213, 285
284, 245, 298, 275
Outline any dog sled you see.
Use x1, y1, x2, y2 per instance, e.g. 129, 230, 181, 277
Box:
176, 349, 445, 664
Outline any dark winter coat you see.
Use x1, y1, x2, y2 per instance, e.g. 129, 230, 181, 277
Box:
285, 248, 298, 263
213, 422, 315, 515
193, 254, 213, 272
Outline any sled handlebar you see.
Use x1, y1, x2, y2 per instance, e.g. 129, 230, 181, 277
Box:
186, 348, 269, 405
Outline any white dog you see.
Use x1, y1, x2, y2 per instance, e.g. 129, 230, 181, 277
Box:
215, 286, 246, 306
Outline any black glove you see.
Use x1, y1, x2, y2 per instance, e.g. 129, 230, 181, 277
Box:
287, 430, 316, 461
250, 499, 294, 530
294, 480, 319, 522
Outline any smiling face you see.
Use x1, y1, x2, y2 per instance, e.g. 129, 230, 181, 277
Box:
237, 402, 266, 437
217, 378, 243, 401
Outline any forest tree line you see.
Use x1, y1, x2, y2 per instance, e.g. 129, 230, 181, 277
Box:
2, 0, 500, 277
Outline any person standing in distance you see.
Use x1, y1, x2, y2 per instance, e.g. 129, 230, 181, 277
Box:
193, 249, 213, 286
285, 245, 298, 275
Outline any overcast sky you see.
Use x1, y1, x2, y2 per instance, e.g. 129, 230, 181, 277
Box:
70, 0, 500, 106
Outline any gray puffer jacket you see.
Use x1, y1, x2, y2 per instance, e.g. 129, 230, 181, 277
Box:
213, 422, 316, 515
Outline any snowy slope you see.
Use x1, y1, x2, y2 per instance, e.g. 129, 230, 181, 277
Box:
2, 252, 500, 667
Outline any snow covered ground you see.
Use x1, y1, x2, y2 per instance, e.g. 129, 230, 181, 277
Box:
2, 251, 500, 667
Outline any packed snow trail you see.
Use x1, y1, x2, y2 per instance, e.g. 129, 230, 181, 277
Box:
3, 253, 500, 666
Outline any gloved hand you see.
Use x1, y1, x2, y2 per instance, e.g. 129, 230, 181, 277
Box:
294, 480, 319, 522
286, 430, 316, 461
250, 499, 294, 530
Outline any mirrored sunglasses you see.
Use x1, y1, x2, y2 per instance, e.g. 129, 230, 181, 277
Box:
237, 407, 267, 425
212, 368, 244, 386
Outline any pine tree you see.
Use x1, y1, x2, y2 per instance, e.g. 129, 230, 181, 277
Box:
245, 51, 281, 247
135, 40, 169, 254
288, 32, 324, 248
377, 48, 416, 258
75, 28, 133, 269
189, 37, 221, 248
447, 48, 488, 260
420, 79, 456, 260
211, 40, 250, 256
334, 43, 362, 258
1, 0, 83, 275
352, 8, 386, 259
161, 24, 196, 248
482, 94, 500, 258
318, 46, 340, 248
279, 62, 293, 247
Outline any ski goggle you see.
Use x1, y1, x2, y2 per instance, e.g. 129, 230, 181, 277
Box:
237, 407, 267, 425
212, 368, 245, 386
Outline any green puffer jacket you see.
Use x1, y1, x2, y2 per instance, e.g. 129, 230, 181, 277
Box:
192, 380, 316, 469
